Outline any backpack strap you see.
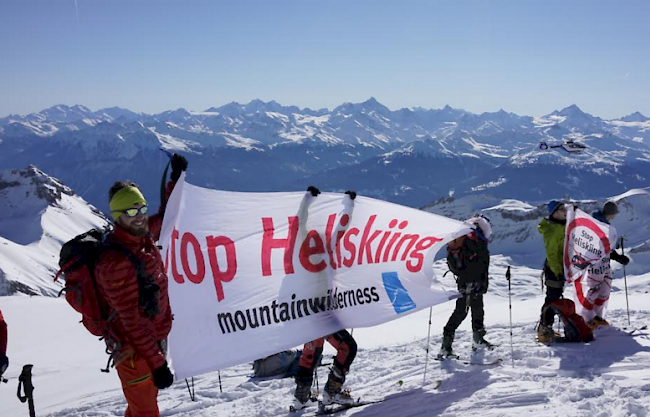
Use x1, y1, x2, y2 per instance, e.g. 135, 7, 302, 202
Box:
104, 243, 147, 281
103, 242, 160, 319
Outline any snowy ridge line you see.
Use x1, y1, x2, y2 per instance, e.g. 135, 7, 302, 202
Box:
217, 286, 382, 334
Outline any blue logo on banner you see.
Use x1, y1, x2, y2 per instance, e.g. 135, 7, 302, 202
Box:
381, 272, 416, 314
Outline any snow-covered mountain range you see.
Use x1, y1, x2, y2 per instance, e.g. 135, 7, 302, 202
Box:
0, 166, 108, 296
1, 99, 649, 211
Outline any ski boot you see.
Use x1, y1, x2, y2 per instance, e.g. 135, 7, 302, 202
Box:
536, 324, 556, 344
472, 329, 495, 351
291, 395, 318, 412
321, 366, 355, 406
436, 334, 458, 360
587, 316, 609, 329
290, 369, 317, 412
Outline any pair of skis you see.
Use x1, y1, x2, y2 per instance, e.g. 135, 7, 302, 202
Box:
290, 398, 383, 415
290, 378, 445, 415
435, 343, 503, 366
625, 325, 648, 336
435, 354, 504, 367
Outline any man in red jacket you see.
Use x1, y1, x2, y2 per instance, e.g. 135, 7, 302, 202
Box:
95, 154, 187, 417
0, 308, 7, 378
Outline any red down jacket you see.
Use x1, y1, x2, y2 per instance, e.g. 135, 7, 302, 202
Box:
0, 308, 7, 355
94, 182, 175, 371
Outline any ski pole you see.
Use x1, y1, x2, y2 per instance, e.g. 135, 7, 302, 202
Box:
506, 267, 514, 368
422, 306, 433, 385
314, 365, 319, 395
17, 364, 36, 417
620, 237, 631, 327
218, 371, 223, 394
185, 378, 196, 401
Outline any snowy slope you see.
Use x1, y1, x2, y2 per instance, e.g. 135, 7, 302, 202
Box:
1, 262, 649, 417
0, 166, 108, 296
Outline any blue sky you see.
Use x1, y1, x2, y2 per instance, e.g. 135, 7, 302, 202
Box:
1, 0, 648, 118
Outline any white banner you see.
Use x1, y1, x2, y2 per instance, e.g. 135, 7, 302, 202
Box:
160, 175, 469, 379
563, 206, 617, 322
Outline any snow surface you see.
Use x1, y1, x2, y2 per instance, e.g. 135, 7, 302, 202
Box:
0, 167, 108, 296
2, 260, 650, 417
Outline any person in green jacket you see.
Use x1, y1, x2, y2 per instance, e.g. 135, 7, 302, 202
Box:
537, 200, 567, 343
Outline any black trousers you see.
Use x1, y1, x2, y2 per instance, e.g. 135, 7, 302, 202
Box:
540, 265, 565, 326
541, 286, 564, 326
443, 294, 485, 336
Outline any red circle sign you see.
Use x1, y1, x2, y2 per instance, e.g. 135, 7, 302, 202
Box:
564, 217, 612, 310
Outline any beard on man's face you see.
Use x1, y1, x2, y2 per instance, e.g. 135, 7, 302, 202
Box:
119, 217, 149, 237
127, 222, 149, 237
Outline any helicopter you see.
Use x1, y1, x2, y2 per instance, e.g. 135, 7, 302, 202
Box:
539, 139, 587, 154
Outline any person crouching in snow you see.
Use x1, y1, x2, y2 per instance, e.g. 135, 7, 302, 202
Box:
438, 215, 493, 359
537, 200, 567, 343
583, 201, 630, 329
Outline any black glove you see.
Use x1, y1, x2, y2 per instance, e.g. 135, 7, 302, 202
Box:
152, 362, 174, 389
307, 186, 321, 197
170, 154, 189, 182
345, 190, 357, 200
475, 280, 488, 295
611, 250, 630, 265
0, 353, 8, 376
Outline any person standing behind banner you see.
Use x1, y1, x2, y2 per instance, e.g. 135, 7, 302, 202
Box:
438, 215, 493, 359
537, 200, 567, 344
94, 154, 188, 417
584, 201, 630, 328
0, 308, 8, 378
292, 186, 358, 411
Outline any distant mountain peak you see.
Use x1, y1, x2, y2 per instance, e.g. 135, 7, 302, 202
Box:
1, 165, 75, 207
620, 111, 649, 123
556, 104, 586, 116
363, 97, 381, 105
333, 97, 391, 115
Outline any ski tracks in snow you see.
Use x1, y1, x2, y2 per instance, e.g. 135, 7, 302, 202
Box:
44, 309, 650, 416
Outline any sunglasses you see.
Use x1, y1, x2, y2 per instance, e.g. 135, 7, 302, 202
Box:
115, 205, 149, 218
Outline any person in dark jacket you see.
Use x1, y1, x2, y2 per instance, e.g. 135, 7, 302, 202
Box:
0, 308, 7, 378
94, 154, 187, 417
439, 216, 493, 359
592, 201, 629, 266
537, 200, 567, 343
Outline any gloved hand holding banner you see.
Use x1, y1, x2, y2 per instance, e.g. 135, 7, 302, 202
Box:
160, 174, 470, 379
